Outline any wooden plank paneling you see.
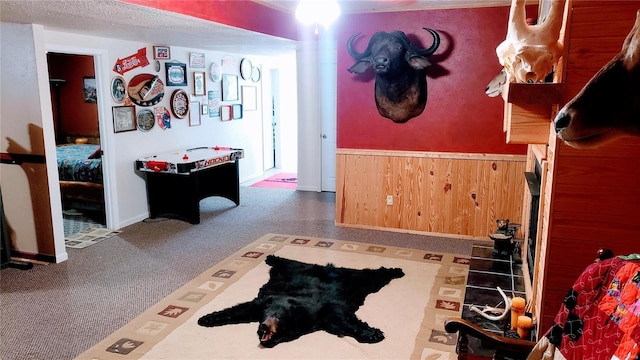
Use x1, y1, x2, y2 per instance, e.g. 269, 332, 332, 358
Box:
568, 3, 639, 39
336, 149, 526, 238
505, 103, 553, 144
533, 1, 640, 334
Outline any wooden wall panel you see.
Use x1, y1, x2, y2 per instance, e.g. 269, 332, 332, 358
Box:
336, 149, 526, 238
534, 1, 640, 333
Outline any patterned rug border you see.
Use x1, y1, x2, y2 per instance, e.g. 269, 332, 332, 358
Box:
65, 226, 121, 249
77, 233, 469, 359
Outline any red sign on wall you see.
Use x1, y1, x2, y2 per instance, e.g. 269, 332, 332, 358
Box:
113, 48, 150, 75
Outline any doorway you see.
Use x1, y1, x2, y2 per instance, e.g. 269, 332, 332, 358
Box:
254, 67, 298, 184
46, 52, 106, 241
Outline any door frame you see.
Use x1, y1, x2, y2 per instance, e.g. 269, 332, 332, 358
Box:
44, 45, 115, 233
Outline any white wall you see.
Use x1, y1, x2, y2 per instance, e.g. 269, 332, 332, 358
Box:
1, 22, 308, 261
296, 40, 323, 191
1, 23, 67, 262
43, 29, 300, 226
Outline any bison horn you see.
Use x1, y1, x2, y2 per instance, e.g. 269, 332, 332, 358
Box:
347, 33, 371, 60
396, 28, 440, 56
415, 28, 441, 56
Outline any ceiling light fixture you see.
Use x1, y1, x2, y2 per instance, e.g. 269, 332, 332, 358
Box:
295, 0, 341, 34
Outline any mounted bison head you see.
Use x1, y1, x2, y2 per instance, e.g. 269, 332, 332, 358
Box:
554, 10, 640, 148
347, 28, 440, 123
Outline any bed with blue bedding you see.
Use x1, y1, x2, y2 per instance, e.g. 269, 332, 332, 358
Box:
56, 144, 104, 211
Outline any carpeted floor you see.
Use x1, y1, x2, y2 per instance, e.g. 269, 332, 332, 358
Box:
0, 187, 474, 360
79, 233, 469, 359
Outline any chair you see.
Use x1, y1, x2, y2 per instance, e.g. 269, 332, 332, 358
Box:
445, 249, 640, 360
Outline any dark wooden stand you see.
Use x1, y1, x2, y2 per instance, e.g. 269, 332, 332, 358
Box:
142, 160, 240, 224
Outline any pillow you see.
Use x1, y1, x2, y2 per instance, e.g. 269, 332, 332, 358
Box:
88, 146, 102, 159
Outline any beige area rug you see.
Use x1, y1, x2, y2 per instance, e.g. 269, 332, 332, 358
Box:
77, 233, 470, 360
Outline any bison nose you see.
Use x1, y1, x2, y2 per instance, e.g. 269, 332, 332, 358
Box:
554, 111, 571, 133
374, 57, 389, 67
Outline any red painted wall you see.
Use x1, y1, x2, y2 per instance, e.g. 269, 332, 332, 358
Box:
336, 7, 529, 154
120, 0, 298, 41
47, 53, 99, 139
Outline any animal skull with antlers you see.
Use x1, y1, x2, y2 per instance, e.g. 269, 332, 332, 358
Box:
496, 0, 565, 83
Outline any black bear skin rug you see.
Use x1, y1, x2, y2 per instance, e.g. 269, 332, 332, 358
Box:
198, 255, 405, 348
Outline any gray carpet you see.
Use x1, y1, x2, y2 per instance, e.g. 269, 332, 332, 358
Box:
0, 187, 473, 360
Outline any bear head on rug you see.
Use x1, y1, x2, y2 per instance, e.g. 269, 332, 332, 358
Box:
198, 255, 405, 348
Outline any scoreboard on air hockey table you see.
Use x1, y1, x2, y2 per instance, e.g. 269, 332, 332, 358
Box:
135, 146, 244, 174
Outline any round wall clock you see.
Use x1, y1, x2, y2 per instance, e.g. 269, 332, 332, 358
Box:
136, 109, 155, 131
170, 89, 189, 119
251, 66, 261, 82
210, 62, 221, 82
240, 58, 253, 80
110, 76, 126, 104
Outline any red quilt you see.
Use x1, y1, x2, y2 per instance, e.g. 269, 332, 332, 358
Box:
540, 256, 640, 360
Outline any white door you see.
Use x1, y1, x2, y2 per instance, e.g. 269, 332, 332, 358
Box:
320, 39, 337, 192
262, 69, 276, 171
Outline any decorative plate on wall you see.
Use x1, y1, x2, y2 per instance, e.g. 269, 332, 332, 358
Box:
170, 89, 189, 119
137, 109, 155, 131
127, 73, 164, 106
210, 62, 221, 82
111, 76, 126, 104
251, 66, 261, 82
240, 58, 253, 80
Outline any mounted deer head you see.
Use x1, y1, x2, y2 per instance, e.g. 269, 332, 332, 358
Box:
554, 10, 640, 148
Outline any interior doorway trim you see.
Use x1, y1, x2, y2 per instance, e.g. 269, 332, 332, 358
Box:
44, 44, 116, 252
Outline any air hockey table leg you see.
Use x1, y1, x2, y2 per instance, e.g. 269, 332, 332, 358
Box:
145, 172, 202, 224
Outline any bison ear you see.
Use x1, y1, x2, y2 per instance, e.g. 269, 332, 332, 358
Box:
348, 60, 372, 74
406, 53, 431, 70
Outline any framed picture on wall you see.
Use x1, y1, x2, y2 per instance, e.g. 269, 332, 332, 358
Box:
153, 45, 171, 60
241, 86, 257, 111
165, 61, 187, 86
112, 106, 136, 133
193, 71, 206, 96
232, 104, 243, 119
221, 74, 238, 101
221, 105, 232, 121
189, 52, 205, 68
189, 102, 201, 126
83, 77, 97, 103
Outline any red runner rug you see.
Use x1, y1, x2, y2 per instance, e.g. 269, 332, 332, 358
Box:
250, 172, 297, 189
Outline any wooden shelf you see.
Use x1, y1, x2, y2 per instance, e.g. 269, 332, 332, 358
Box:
501, 82, 565, 104
502, 82, 566, 145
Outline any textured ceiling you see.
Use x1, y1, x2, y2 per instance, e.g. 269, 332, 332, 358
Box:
0, 0, 297, 55
257, 0, 515, 14
1, 0, 517, 55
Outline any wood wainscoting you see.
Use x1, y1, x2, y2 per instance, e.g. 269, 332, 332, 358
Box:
336, 149, 526, 239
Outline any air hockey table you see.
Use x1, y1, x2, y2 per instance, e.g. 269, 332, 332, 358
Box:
135, 146, 244, 224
